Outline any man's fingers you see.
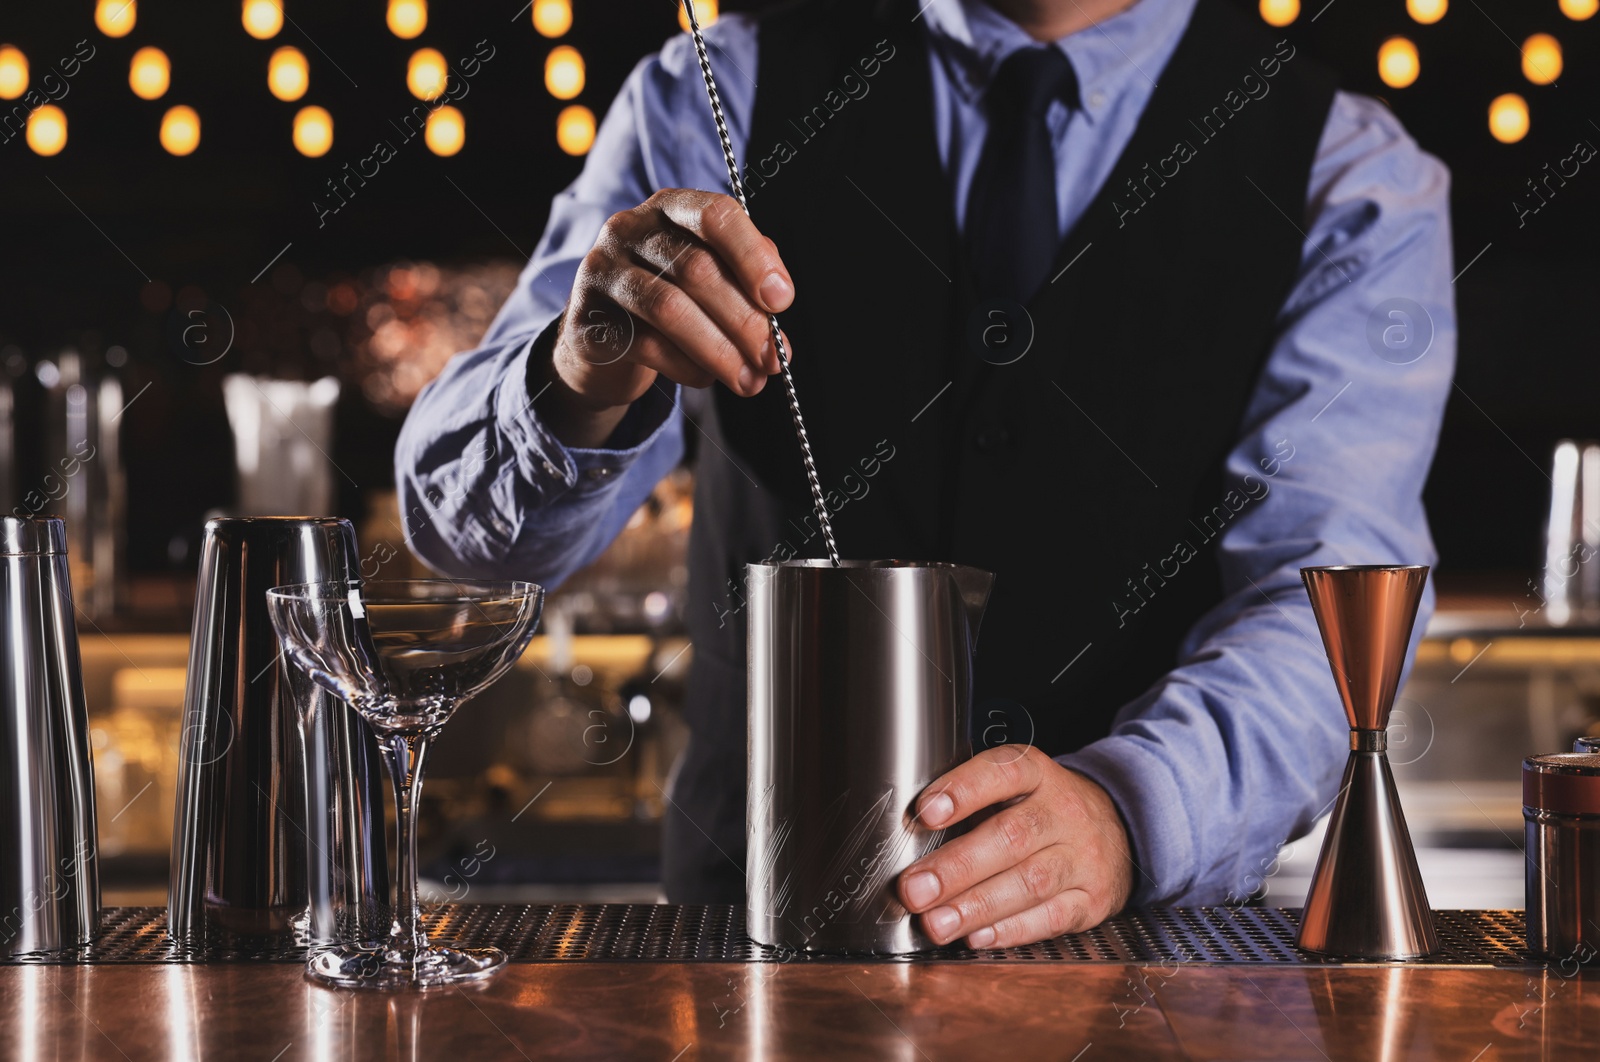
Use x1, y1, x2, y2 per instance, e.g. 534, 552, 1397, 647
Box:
631, 225, 776, 372
912, 844, 1077, 946
965, 889, 1096, 951
564, 191, 795, 409
650, 189, 794, 314
915, 745, 1045, 831
899, 793, 1057, 915
629, 323, 715, 389
892, 757, 1134, 950
598, 264, 763, 396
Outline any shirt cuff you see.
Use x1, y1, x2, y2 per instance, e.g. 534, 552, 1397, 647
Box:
493, 320, 681, 504
1056, 736, 1194, 908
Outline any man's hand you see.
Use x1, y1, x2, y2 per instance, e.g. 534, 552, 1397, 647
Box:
536, 188, 795, 447
897, 745, 1135, 948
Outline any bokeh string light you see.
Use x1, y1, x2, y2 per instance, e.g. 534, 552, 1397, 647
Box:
0, 45, 29, 100
268, 46, 309, 102
1378, 36, 1420, 89
293, 104, 333, 157
545, 45, 585, 100
160, 104, 200, 155
557, 104, 595, 156
425, 105, 464, 156
534, 0, 573, 38
407, 48, 448, 101
1407, 0, 1447, 25
241, 0, 283, 40
129, 46, 170, 101
1522, 34, 1563, 85
387, 0, 427, 40
26, 104, 67, 155
95, 0, 136, 38
1258, 0, 1298, 28
1488, 92, 1529, 144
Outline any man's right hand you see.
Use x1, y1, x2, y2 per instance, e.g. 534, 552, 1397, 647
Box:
536, 188, 795, 448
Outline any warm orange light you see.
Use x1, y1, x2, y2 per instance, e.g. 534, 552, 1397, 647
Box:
0, 46, 27, 101
242, 0, 283, 39
1488, 93, 1529, 143
678, 0, 719, 31
556, 104, 595, 156
160, 105, 200, 155
96, 0, 136, 38
1560, 0, 1597, 20
128, 46, 170, 100
26, 104, 67, 156
1522, 33, 1563, 85
533, 0, 572, 37
386, 0, 427, 39
425, 105, 464, 156
293, 104, 333, 157
1257, 0, 1298, 27
1406, 0, 1446, 23
407, 47, 448, 101
268, 46, 308, 101
1377, 36, 1420, 89
545, 45, 584, 100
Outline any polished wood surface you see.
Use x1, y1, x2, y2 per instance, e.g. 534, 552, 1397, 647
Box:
2, 960, 1595, 1060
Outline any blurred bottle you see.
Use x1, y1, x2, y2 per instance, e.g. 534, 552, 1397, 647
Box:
0, 350, 16, 513
33, 348, 126, 619
1543, 439, 1600, 626
221, 374, 339, 517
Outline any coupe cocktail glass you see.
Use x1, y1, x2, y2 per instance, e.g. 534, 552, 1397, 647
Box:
267, 579, 544, 988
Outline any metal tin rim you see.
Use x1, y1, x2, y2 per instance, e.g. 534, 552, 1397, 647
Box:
1523, 753, 1600, 815
203, 515, 349, 529
0, 516, 67, 556
747, 559, 968, 570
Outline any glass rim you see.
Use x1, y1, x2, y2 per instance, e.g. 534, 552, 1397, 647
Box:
266, 578, 544, 604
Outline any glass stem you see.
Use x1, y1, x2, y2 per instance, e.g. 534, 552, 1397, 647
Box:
381, 731, 432, 967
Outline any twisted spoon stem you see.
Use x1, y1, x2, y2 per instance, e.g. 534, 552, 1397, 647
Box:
683, 0, 841, 567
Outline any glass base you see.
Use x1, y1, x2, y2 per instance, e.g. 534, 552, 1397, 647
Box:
305, 943, 507, 989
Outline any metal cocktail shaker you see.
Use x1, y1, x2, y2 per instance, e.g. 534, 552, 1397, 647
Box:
0, 516, 99, 957
746, 559, 993, 953
169, 517, 389, 946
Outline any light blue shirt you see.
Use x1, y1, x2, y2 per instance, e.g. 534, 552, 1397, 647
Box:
395, 0, 1456, 906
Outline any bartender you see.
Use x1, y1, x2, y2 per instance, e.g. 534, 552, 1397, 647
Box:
397, 0, 1453, 949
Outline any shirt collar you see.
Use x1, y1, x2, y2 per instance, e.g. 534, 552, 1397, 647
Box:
923, 0, 1198, 125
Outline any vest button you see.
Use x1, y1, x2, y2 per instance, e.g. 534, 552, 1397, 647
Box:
974, 425, 1011, 451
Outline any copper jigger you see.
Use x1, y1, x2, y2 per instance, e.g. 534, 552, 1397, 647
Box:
1296, 564, 1438, 960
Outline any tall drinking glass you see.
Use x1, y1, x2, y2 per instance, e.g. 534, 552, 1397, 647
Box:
267, 579, 544, 988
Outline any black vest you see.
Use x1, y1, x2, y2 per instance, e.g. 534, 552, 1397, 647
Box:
664, 0, 1336, 901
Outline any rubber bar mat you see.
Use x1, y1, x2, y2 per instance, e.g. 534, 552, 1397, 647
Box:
0, 905, 1537, 967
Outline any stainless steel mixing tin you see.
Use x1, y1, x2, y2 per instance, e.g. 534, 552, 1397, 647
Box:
746, 559, 993, 953
0, 516, 99, 957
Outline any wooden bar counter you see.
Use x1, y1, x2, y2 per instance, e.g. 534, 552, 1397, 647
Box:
1, 907, 1594, 1060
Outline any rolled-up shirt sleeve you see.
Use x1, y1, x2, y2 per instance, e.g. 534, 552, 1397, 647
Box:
394, 18, 759, 587
1058, 91, 1456, 906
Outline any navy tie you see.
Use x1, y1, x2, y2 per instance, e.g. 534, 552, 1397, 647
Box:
965, 46, 1078, 303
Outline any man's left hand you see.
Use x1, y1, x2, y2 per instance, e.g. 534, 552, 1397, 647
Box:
896, 745, 1135, 948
